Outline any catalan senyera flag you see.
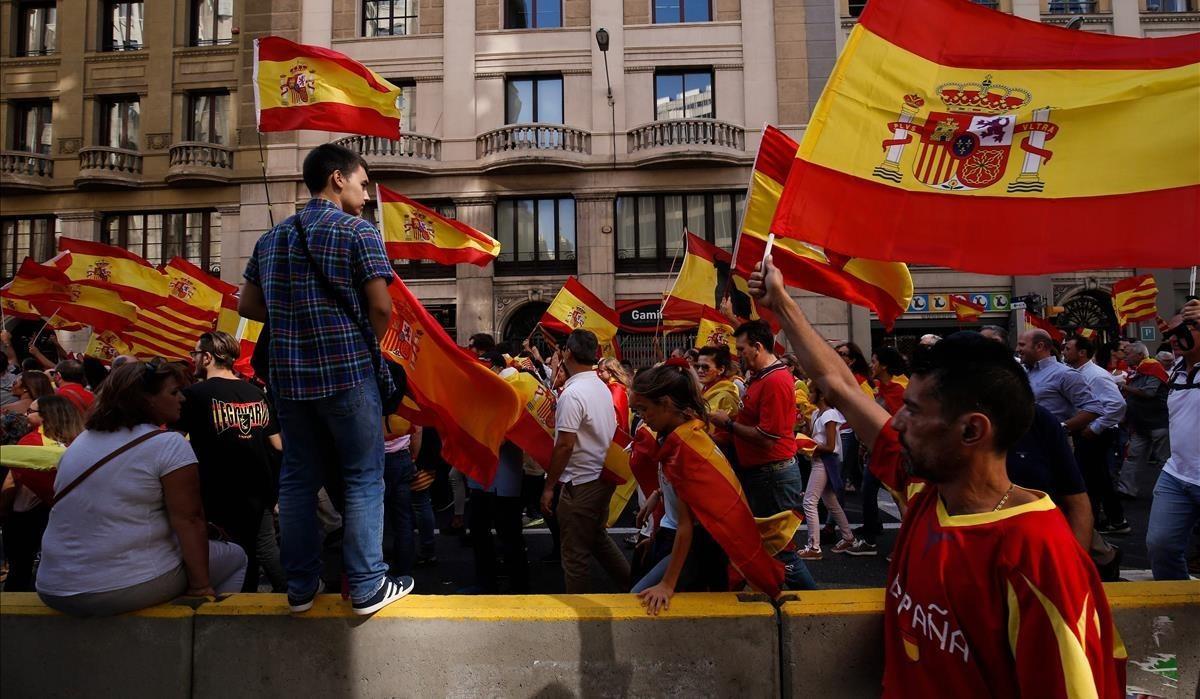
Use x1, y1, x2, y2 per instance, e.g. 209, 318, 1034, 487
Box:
659, 419, 787, 598
951, 294, 985, 322
377, 185, 501, 267
541, 277, 620, 347
664, 232, 779, 331
770, 0, 1200, 275
694, 307, 736, 351
733, 126, 912, 330
1026, 312, 1065, 344
164, 257, 237, 315
58, 238, 169, 308
381, 273, 522, 488
119, 299, 218, 360
254, 35, 404, 139
1112, 274, 1159, 327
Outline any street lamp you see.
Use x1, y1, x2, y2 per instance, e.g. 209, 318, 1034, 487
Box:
596, 28, 616, 169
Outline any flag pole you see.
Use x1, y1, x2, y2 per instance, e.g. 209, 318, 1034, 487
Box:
256, 131, 276, 229
722, 122, 769, 304
656, 229, 687, 347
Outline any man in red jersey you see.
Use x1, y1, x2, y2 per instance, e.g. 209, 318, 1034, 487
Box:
750, 256, 1126, 698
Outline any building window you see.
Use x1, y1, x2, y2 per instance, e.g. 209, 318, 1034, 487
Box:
361, 200, 456, 279
0, 216, 57, 280
505, 75, 563, 124
99, 96, 140, 150
968, 0, 999, 7
653, 0, 710, 23
17, 2, 57, 56
495, 197, 576, 276
615, 191, 744, 273
104, 1, 144, 51
12, 101, 53, 154
101, 211, 222, 275
1145, 0, 1191, 10
387, 79, 416, 132
363, 0, 417, 36
847, 0, 867, 17
186, 92, 229, 145
1046, 1, 1098, 11
654, 69, 714, 121
505, 0, 562, 28
191, 0, 233, 46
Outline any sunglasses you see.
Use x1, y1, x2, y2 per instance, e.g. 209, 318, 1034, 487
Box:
25, 408, 39, 415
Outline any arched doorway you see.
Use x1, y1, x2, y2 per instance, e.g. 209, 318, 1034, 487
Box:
502, 301, 550, 352
1058, 288, 1121, 346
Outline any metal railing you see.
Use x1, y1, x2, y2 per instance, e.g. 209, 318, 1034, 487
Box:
335, 133, 441, 161
0, 151, 54, 178
627, 119, 745, 153
477, 124, 591, 158
168, 142, 233, 170
78, 146, 143, 175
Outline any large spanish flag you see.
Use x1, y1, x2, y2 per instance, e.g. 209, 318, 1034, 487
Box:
541, 276, 619, 346
1111, 274, 1159, 327
951, 294, 985, 322
37, 284, 137, 335
659, 419, 787, 598
164, 257, 237, 315
733, 126, 912, 330
58, 238, 169, 308
254, 36, 404, 139
377, 185, 501, 267
664, 233, 779, 331
694, 307, 736, 351
770, 0, 1200, 274
381, 273, 522, 488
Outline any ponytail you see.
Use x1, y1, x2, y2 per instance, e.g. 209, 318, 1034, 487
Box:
632, 361, 708, 421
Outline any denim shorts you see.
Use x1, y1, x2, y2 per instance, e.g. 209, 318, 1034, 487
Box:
737, 457, 805, 517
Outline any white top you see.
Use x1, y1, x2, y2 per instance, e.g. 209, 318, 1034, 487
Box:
1077, 360, 1127, 434
555, 370, 617, 486
658, 464, 681, 531
811, 408, 846, 457
384, 433, 411, 454
37, 425, 198, 597
1164, 359, 1199, 487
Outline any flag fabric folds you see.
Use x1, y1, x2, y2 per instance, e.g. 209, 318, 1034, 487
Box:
951, 294, 985, 322
694, 307, 736, 351
733, 125, 912, 330
503, 371, 558, 470
254, 35, 405, 139
217, 294, 265, 377
58, 238, 170, 308
1026, 312, 1065, 344
381, 274, 522, 488
40, 284, 137, 335
119, 298, 217, 360
664, 233, 778, 331
541, 277, 620, 346
1, 256, 72, 321
164, 257, 237, 314
1111, 274, 1159, 327
769, 0, 1200, 274
377, 185, 502, 267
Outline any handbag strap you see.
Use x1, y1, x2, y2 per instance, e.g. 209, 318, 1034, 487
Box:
52, 429, 168, 508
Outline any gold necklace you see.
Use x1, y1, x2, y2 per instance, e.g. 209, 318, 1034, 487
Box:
993, 484, 1016, 512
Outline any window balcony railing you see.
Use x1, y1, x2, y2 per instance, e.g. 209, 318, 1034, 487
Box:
627, 119, 746, 153
166, 142, 233, 183
477, 124, 591, 159
0, 151, 55, 190
76, 146, 143, 186
335, 133, 442, 161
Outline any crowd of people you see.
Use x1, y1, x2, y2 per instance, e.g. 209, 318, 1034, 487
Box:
1, 142, 1196, 693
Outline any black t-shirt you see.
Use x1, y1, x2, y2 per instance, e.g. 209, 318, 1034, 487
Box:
177, 377, 280, 517
1006, 404, 1086, 503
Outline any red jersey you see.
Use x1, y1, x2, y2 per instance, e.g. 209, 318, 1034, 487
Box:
13, 431, 58, 504
734, 362, 797, 467
870, 425, 1126, 698
875, 375, 908, 415
56, 382, 95, 413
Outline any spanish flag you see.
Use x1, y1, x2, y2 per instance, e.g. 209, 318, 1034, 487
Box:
216, 294, 265, 377
377, 185, 501, 267
58, 238, 169, 308
540, 276, 619, 347
85, 329, 132, 363
0, 256, 72, 316
658, 419, 786, 598
951, 294, 985, 322
38, 283, 138, 335
381, 273, 522, 488
732, 126, 912, 330
1111, 274, 1159, 327
694, 307, 736, 351
770, 0, 1200, 275
664, 233, 778, 331
254, 36, 405, 140
164, 257, 237, 315
1026, 312, 1065, 344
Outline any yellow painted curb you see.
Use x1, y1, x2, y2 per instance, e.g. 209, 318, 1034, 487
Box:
0, 592, 194, 618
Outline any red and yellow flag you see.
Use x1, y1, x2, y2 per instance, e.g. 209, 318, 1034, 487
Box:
38, 284, 137, 335
770, 0, 1200, 274
216, 294, 265, 377
1, 256, 72, 318
377, 185, 501, 267
503, 371, 559, 469
381, 273, 522, 488
540, 276, 620, 346
1026, 312, 1065, 344
84, 329, 132, 363
659, 419, 787, 599
694, 307, 736, 351
164, 257, 237, 315
1111, 274, 1159, 327
664, 233, 778, 331
254, 36, 405, 139
58, 238, 169, 308
951, 294, 985, 322
119, 298, 217, 360
733, 126, 912, 330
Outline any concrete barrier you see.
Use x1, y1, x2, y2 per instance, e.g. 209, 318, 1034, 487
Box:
0, 592, 195, 699
780, 582, 1200, 698
192, 592, 779, 698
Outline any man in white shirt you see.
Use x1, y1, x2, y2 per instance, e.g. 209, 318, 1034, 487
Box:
540, 329, 629, 593
1064, 336, 1129, 534
1147, 300, 1200, 580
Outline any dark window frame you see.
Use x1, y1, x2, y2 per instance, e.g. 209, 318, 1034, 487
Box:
613, 190, 744, 274
12, 100, 53, 154
652, 0, 712, 24
653, 68, 715, 121
362, 0, 418, 37
504, 74, 564, 125
0, 215, 57, 282
98, 94, 140, 150
190, 0, 234, 46
361, 199, 458, 280
100, 210, 221, 276
102, 0, 145, 51
185, 90, 229, 144
495, 196, 577, 277
16, 1, 57, 56
504, 0, 563, 29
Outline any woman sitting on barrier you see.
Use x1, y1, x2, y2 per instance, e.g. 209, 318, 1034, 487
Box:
36, 360, 247, 617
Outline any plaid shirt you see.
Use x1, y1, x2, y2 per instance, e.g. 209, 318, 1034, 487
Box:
244, 198, 394, 401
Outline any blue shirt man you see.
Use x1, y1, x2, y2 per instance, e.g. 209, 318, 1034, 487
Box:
1017, 330, 1103, 429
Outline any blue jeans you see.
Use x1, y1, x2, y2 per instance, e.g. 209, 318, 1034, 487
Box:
737, 458, 818, 591
276, 380, 388, 603
1146, 470, 1200, 581
384, 448, 415, 577
411, 487, 436, 558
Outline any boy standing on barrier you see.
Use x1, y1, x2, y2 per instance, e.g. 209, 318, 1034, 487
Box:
749, 257, 1126, 698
